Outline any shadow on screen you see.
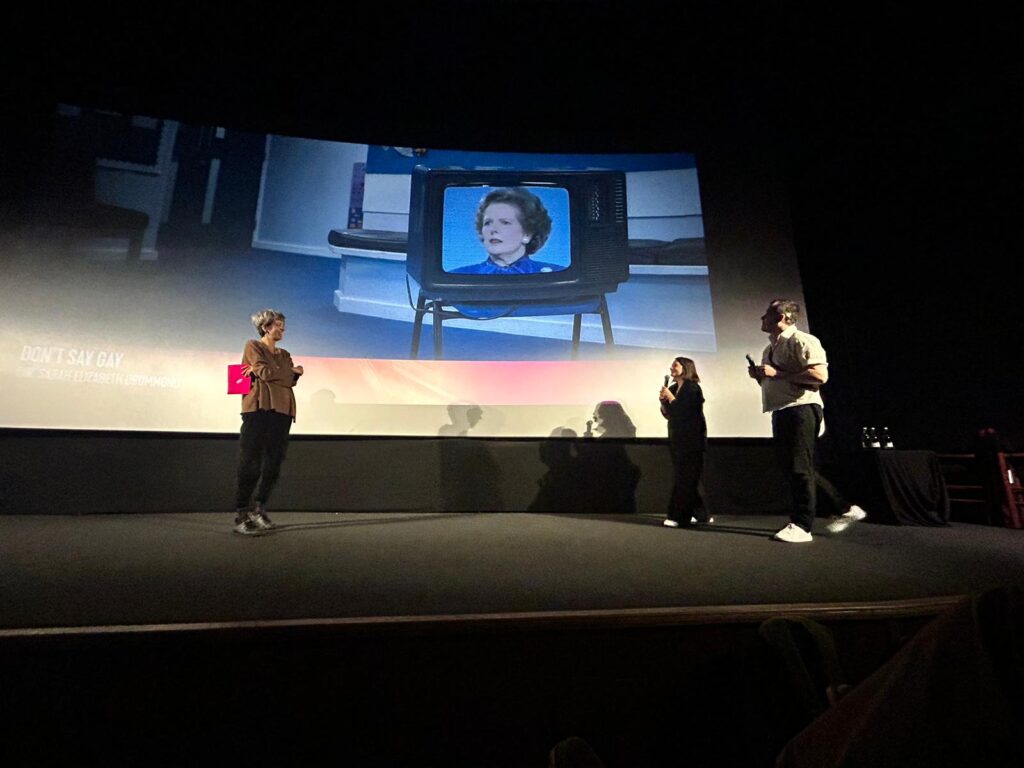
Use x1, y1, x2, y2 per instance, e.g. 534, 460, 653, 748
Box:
436, 402, 505, 510
528, 405, 641, 514
437, 403, 484, 437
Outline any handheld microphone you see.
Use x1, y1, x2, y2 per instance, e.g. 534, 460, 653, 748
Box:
663, 375, 670, 388
746, 354, 756, 369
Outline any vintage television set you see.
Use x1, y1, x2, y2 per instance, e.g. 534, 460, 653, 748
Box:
406, 166, 631, 304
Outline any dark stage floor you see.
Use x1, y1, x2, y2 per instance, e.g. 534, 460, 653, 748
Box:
2, 512, 1021, 632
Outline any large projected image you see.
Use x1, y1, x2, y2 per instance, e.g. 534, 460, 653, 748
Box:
1, 104, 805, 437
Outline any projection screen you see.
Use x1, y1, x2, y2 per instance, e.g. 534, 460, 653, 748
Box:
1, 104, 809, 438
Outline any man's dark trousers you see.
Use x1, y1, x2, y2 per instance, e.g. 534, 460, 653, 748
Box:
772, 404, 822, 532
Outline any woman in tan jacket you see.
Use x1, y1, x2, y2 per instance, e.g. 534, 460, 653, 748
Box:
234, 309, 303, 535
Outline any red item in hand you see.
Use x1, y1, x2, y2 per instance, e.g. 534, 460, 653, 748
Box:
227, 364, 251, 395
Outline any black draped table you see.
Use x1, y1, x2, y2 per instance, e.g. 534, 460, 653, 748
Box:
853, 449, 950, 525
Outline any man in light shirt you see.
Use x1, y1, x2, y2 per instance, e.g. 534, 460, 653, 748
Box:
749, 299, 866, 542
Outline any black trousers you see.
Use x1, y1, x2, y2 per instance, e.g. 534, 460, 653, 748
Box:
667, 445, 708, 523
770, 404, 852, 531
772, 404, 822, 532
235, 410, 292, 510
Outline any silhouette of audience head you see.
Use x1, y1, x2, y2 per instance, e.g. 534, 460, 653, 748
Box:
440, 403, 484, 436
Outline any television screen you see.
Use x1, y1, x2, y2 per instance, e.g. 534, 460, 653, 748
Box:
407, 167, 629, 304
442, 186, 571, 275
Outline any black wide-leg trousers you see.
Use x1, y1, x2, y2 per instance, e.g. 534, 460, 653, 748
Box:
235, 410, 292, 510
668, 444, 707, 524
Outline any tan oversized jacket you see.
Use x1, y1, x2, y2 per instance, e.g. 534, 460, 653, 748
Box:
240, 339, 299, 420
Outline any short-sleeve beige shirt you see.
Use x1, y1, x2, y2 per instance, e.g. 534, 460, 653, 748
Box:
760, 324, 827, 413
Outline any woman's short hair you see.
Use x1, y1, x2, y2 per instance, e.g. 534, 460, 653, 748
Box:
475, 187, 553, 255
251, 309, 285, 337
674, 356, 701, 383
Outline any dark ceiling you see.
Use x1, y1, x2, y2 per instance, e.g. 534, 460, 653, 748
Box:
16, 4, 1018, 154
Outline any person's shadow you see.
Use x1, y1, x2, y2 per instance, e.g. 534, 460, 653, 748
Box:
438, 403, 504, 511
578, 402, 642, 513
306, 388, 349, 432
528, 403, 642, 514
528, 427, 585, 512
437, 403, 483, 437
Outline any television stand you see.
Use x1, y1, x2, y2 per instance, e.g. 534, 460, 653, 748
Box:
410, 292, 614, 359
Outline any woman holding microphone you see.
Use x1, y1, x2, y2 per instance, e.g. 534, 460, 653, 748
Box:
659, 356, 711, 528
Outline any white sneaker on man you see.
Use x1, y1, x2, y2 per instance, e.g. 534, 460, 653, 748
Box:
663, 519, 680, 528
826, 505, 868, 533
773, 523, 813, 543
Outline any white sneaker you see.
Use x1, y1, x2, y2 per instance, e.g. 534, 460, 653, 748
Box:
774, 523, 813, 543
690, 516, 715, 525
845, 505, 868, 521
663, 519, 680, 528
826, 505, 868, 533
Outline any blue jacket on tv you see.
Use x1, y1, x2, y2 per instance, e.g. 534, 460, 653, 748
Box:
451, 257, 564, 275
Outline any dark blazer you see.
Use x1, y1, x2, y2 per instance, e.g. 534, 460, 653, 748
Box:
663, 379, 707, 450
